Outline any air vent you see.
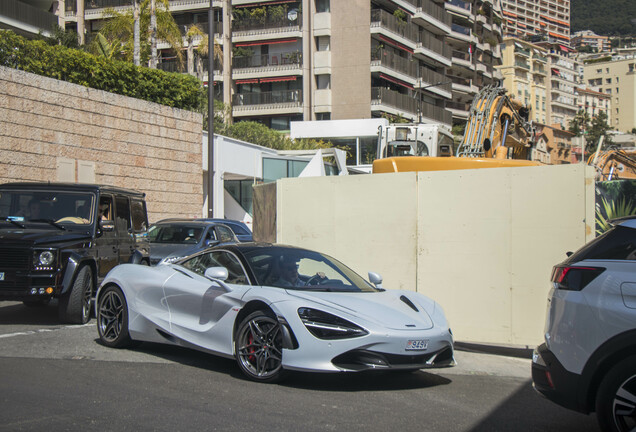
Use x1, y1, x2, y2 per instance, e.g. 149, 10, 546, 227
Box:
400, 295, 419, 312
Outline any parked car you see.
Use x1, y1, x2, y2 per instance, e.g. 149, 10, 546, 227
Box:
532, 216, 636, 432
95, 243, 455, 382
195, 218, 253, 242
0, 182, 149, 323
147, 219, 238, 265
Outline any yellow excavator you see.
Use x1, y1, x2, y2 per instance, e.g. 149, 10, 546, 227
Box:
373, 84, 545, 173
587, 136, 636, 181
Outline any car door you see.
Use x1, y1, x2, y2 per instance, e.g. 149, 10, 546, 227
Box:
114, 195, 134, 264
95, 194, 118, 279
163, 250, 252, 355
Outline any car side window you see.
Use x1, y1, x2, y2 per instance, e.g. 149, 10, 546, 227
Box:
567, 226, 636, 262
217, 225, 235, 243
115, 196, 131, 234
131, 199, 147, 232
181, 251, 248, 285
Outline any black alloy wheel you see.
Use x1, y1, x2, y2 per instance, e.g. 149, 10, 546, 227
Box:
96, 285, 135, 348
596, 355, 636, 432
58, 265, 93, 324
235, 311, 285, 383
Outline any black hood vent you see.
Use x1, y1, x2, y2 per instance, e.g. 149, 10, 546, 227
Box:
400, 295, 419, 312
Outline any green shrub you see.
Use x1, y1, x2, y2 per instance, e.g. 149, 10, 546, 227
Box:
0, 29, 203, 111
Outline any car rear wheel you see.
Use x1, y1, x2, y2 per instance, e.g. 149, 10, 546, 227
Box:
58, 265, 92, 324
96, 285, 135, 348
596, 355, 636, 432
235, 311, 285, 383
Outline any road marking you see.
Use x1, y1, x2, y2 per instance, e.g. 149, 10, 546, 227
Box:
0, 323, 92, 339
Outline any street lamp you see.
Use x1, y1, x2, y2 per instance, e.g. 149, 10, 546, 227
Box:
207, 0, 214, 217
417, 80, 451, 123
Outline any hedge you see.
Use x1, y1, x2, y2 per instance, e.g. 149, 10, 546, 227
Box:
0, 30, 204, 111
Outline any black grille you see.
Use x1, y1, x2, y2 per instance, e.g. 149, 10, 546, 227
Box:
0, 248, 31, 270
332, 346, 454, 371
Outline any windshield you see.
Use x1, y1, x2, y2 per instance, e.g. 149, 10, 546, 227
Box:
387, 140, 429, 157
0, 189, 95, 226
148, 224, 204, 244
244, 247, 377, 292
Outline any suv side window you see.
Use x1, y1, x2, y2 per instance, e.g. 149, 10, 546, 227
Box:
115, 196, 131, 234
217, 225, 235, 243
566, 226, 636, 262
131, 199, 148, 232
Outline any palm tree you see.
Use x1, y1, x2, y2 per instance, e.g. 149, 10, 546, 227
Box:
92, 0, 182, 68
185, 24, 223, 80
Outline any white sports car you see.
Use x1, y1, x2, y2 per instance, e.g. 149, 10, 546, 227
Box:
95, 243, 455, 382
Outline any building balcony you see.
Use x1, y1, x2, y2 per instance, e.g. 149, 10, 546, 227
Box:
551, 98, 577, 112
449, 23, 473, 43
412, 0, 451, 36
232, 89, 303, 117
371, 87, 452, 125
451, 50, 474, 70
446, 100, 470, 119
232, 11, 301, 42
313, 51, 331, 74
514, 60, 530, 70
314, 89, 331, 113
414, 31, 452, 67
449, 75, 478, 95
370, 9, 418, 50
446, 0, 472, 17
371, 49, 418, 83
417, 67, 452, 99
232, 52, 302, 79
1, 0, 57, 36
313, 12, 330, 36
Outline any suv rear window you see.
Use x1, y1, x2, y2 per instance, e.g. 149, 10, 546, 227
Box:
565, 225, 636, 262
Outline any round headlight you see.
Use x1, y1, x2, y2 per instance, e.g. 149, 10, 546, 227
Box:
39, 251, 55, 266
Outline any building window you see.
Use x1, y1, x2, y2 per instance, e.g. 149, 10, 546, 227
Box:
316, 36, 330, 51
316, 75, 330, 89
316, 113, 331, 120
316, 0, 330, 13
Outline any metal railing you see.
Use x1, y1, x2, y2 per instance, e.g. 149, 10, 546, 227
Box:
233, 89, 302, 106
233, 51, 302, 69
452, 50, 470, 61
447, 0, 471, 11
232, 12, 302, 33
451, 23, 471, 36
448, 75, 471, 86
371, 9, 418, 45
417, 30, 452, 59
371, 87, 451, 124
371, 49, 418, 78
414, 0, 451, 26
157, 57, 221, 73
419, 67, 451, 93
1, 0, 57, 31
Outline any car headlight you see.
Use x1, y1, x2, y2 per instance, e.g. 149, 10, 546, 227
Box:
33, 250, 56, 270
298, 307, 368, 340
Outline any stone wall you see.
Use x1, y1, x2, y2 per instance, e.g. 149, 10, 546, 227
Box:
0, 66, 203, 222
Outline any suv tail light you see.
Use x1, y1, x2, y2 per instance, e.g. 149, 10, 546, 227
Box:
551, 265, 605, 291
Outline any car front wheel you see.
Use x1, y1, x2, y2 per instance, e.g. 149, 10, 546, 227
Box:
596, 355, 636, 432
96, 285, 135, 348
235, 311, 285, 383
58, 265, 93, 324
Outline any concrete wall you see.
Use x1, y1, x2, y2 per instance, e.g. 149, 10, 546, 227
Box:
0, 66, 203, 222
272, 164, 596, 347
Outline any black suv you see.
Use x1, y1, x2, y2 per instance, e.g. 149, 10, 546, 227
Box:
0, 183, 150, 323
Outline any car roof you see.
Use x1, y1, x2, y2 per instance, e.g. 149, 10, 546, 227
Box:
0, 182, 145, 198
211, 242, 309, 255
196, 218, 248, 227
152, 219, 229, 227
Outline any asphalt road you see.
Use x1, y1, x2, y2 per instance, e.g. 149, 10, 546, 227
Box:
0, 301, 599, 432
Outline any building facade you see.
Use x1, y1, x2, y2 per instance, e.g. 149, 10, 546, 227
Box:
583, 57, 636, 132
571, 30, 611, 53
576, 87, 611, 120
0, 0, 58, 38
501, 0, 570, 44
59, 0, 504, 132
496, 38, 548, 124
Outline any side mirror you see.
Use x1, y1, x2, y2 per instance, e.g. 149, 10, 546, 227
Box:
205, 239, 220, 247
368, 271, 383, 288
204, 266, 229, 281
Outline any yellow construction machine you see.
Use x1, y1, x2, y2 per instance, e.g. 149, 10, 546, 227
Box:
373, 84, 545, 173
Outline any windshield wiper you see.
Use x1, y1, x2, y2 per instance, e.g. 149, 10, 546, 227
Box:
1, 217, 25, 229
30, 219, 67, 231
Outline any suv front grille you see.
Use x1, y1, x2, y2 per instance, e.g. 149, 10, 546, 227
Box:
0, 248, 31, 270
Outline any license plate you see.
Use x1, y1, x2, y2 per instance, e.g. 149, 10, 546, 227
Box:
0, 272, 4, 281
406, 339, 428, 351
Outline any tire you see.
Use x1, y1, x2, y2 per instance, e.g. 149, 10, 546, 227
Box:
23, 298, 51, 307
96, 285, 135, 348
58, 265, 93, 324
596, 355, 636, 432
235, 310, 286, 383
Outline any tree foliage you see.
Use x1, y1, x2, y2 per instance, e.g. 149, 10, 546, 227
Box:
0, 30, 203, 111
569, 110, 614, 153
571, 0, 636, 36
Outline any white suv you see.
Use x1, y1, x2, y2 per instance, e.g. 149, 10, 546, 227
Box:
532, 216, 636, 432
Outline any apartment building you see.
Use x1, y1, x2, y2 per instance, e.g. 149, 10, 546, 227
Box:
59, 0, 503, 132
0, 0, 59, 38
583, 57, 636, 132
496, 37, 548, 124
571, 30, 611, 53
576, 87, 611, 120
501, 0, 570, 44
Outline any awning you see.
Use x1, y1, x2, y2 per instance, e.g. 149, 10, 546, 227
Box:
503, 11, 516, 17
236, 79, 259, 84
235, 38, 298, 47
259, 76, 297, 83
378, 35, 413, 54
551, 68, 561, 76
514, 42, 525, 49
379, 73, 413, 90
518, 22, 526, 28
559, 44, 570, 52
